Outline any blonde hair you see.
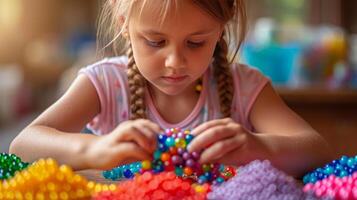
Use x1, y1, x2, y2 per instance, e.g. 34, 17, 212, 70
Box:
97, 0, 247, 119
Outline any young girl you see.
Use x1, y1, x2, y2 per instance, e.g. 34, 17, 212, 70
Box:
10, 0, 332, 177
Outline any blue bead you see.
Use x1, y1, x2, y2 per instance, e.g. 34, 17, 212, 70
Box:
123, 169, 134, 179
335, 164, 343, 170
185, 134, 194, 143
339, 170, 348, 177
216, 177, 225, 183
324, 166, 334, 175
198, 175, 208, 184
158, 134, 167, 143
303, 174, 310, 184
347, 158, 356, 168
165, 137, 175, 147
339, 155, 348, 165
204, 172, 212, 181
158, 143, 168, 152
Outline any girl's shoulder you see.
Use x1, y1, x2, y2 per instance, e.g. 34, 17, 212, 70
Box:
84, 56, 128, 71
229, 62, 269, 84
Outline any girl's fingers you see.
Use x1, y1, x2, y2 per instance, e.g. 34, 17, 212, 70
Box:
132, 123, 158, 151
199, 134, 245, 163
191, 118, 233, 136
117, 127, 153, 152
114, 142, 152, 164
187, 125, 237, 152
139, 119, 162, 133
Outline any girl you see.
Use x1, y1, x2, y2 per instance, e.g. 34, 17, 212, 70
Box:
10, 0, 332, 177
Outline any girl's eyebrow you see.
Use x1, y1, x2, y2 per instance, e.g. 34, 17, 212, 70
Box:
142, 28, 217, 36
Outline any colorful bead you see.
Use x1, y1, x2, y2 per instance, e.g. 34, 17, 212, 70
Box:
141, 160, 151, 170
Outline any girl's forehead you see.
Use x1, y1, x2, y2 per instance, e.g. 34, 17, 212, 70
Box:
130, 0, 221, 34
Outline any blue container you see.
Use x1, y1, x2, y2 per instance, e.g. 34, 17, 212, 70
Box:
241, 43, 302, 85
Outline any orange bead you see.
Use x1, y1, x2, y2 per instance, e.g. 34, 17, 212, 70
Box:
160, 153, 170, 162
183, 167, 193, 176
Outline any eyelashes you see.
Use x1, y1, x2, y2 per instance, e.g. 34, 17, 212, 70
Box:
145, 39, 205, 48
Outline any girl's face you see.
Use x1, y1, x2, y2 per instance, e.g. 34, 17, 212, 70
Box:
128, 0, 223, 96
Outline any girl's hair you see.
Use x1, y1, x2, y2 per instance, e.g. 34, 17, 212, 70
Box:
97, 0, 247, 120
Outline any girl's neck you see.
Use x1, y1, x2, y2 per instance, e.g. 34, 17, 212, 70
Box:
148, 82, 200, 124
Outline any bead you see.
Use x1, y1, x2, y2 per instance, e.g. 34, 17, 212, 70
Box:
171, 155, 183, 166
174, 167, 183, 176
141, 160, 152, 170
185, 159, 195, 168
175, 138, 187, 149
160, 153, 170, 162
165, 137, 175, 147
183, 167, 193, 176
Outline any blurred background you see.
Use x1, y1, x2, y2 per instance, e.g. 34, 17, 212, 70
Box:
0, 0, 356, 159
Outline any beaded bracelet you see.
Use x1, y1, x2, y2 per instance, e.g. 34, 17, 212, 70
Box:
303, 155, 357, 184
103, 128, 236, 185
0, 153, 29, 180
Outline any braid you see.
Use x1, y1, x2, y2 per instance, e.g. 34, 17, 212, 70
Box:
213, 33, 234, 118
126, 44, 147, 120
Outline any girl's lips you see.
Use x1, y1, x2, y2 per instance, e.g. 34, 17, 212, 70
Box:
161, 75, 188, 83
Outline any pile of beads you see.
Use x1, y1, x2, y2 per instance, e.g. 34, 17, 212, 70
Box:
0, 153, 29, 180
207, 160, 317, 200
303, 155, 357, 184
0, 158, 116, 200
95, 171, 209, 200
103, 128, 236, 185
303, 172, 357, 199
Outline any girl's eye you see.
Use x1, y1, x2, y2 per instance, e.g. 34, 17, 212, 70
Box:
146, 39, 166, 47
187, 41, 205, 48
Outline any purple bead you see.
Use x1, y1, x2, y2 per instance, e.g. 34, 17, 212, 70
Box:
182, 152, 191, 160
177, 148, 185, 155
171, 155, 183, 165
192, 151, 200, 160
177, 132, 185, 139
185, 159, 195, 167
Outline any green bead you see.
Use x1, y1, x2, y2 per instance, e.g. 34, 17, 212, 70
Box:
175, 167, 183, 176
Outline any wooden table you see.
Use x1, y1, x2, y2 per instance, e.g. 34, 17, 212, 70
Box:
76, 170, 118, 184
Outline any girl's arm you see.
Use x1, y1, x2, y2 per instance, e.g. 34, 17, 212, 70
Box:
9, 75, 101, 170
246, 83, 333, 176
189, 83, 333, 177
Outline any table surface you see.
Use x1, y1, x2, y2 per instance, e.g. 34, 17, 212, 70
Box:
76, 170, 118, 184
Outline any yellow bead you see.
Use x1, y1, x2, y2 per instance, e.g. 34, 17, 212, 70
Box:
175, 138, 187, 148
59, 192, 69, 200
141, 160, 152, 170
194, 185, 205, 193
35, 192, 45, 200
109, 184, 117, 191
49, 191, 58, 200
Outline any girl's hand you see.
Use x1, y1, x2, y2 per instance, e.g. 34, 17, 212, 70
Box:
188, 118, 253, 165
85, 119, 162, 170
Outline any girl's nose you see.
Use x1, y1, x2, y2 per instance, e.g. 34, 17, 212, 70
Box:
165, 48, 186, 70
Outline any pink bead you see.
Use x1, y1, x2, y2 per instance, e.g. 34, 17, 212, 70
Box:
325, 188, 336, 197
337, 188, 350, 200
352, 187, 357, 199
303, 183, 314, 192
